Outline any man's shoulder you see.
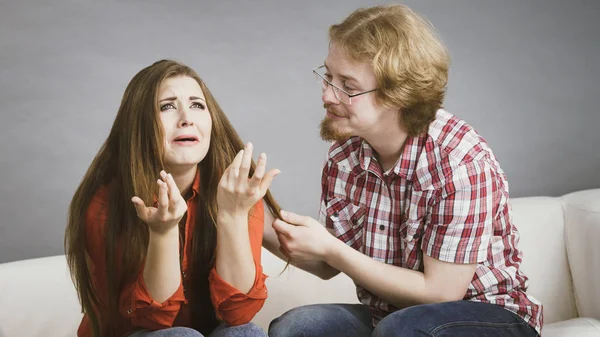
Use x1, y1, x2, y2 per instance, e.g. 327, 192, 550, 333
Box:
414, 110, 502, 188
426, 109, 491, 165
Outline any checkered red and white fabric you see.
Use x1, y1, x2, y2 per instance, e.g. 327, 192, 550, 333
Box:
318, 109, 542, 335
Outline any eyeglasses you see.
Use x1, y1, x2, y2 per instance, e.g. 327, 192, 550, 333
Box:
312, 65, 378, 105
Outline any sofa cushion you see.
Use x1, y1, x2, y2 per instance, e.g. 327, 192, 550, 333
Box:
510, 197, 578, 324
0, 255, 81, 337
543, 317, 600, 337
563, 189, 600, 321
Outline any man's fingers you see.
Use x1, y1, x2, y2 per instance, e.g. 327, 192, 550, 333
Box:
279, 246, 291, 259
276, 232, 293, 258
279, 209, 309, 226
272, 218, 295, 237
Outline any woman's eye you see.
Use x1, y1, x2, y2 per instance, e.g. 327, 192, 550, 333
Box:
343, 82, 355, 91
160, 103, 175, 111
191, 102, 205, 110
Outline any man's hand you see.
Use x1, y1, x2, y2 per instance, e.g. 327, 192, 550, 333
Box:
272, 210, 338, 263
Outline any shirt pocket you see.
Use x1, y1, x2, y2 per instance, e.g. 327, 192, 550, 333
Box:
326, 197, 366, 243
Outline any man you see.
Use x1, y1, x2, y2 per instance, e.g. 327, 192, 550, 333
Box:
263, 4, 542, 337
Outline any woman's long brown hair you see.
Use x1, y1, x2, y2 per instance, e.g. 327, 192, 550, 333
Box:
65, 60, 281, 336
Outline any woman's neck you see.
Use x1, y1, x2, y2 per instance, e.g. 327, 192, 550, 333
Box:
166, 165, 198, 197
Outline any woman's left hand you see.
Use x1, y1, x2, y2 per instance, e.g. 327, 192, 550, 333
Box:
217, 142, 280, 218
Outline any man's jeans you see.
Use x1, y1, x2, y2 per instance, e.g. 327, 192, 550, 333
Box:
269, 301, 539, 337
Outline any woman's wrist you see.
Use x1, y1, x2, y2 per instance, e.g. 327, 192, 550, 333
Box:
149, 225, 179, 239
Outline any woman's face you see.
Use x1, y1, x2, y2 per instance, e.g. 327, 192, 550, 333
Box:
158, 75, 212, 171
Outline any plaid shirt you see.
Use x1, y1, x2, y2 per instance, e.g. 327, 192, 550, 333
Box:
318, 109, 542, 335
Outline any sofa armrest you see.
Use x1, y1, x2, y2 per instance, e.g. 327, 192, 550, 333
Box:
562, 189, 600, 320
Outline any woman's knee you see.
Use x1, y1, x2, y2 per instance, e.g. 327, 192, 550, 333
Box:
239, 322, 266, 337
162, 327, 204, 337
130, 327, 204, 337
269, 304, 367, 337
210, 322, 266, 337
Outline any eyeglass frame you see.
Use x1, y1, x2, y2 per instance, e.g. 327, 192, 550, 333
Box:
312, 65, 378, 104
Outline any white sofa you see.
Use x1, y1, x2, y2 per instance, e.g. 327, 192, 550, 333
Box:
1, 189, 599, 336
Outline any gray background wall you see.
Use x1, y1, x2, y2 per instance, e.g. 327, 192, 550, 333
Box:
1, 0, 598, 263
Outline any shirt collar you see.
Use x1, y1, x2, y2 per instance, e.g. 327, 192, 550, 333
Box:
188, 168, 201, 201
358, 135, 424, 181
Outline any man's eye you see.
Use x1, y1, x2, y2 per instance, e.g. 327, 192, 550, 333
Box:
160, 103, 175, 111
191, 102, 206, 110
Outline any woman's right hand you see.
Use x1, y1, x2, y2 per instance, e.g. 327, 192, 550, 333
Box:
131, 170, 187, 235
216, 142, 279, 219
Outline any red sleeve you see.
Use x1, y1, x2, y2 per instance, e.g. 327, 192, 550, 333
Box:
208, 201, 268, 325
85, 186, 186, 330
117, 268, 186, 329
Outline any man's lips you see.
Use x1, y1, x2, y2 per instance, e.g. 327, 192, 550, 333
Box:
326, 109, 345, 119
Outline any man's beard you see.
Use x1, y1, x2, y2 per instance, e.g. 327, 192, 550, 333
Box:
319, 116, 352, 142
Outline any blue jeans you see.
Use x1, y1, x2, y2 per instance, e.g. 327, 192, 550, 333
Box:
268, 301, 539, 337
129, 322, 266, 337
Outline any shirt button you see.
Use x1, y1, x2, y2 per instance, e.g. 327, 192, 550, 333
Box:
127, 309, 133, 315
183, 272, 187, 278
379, 225, 385, 230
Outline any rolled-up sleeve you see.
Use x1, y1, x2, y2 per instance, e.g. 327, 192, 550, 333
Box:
209, 201, 268, 325
423, 160, 496, 264
118, 267, 186, 329
85, 186, 187, 331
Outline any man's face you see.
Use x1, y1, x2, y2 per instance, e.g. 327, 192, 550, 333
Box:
319, 43, 396, 142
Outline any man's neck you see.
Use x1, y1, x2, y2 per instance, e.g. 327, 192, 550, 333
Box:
166, 165, 198, 197
364, 124, 408, 172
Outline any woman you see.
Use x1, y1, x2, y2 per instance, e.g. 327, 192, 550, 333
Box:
65, 60, 280, 337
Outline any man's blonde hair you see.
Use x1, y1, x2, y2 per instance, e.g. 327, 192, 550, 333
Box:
330, 5, 450, 136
